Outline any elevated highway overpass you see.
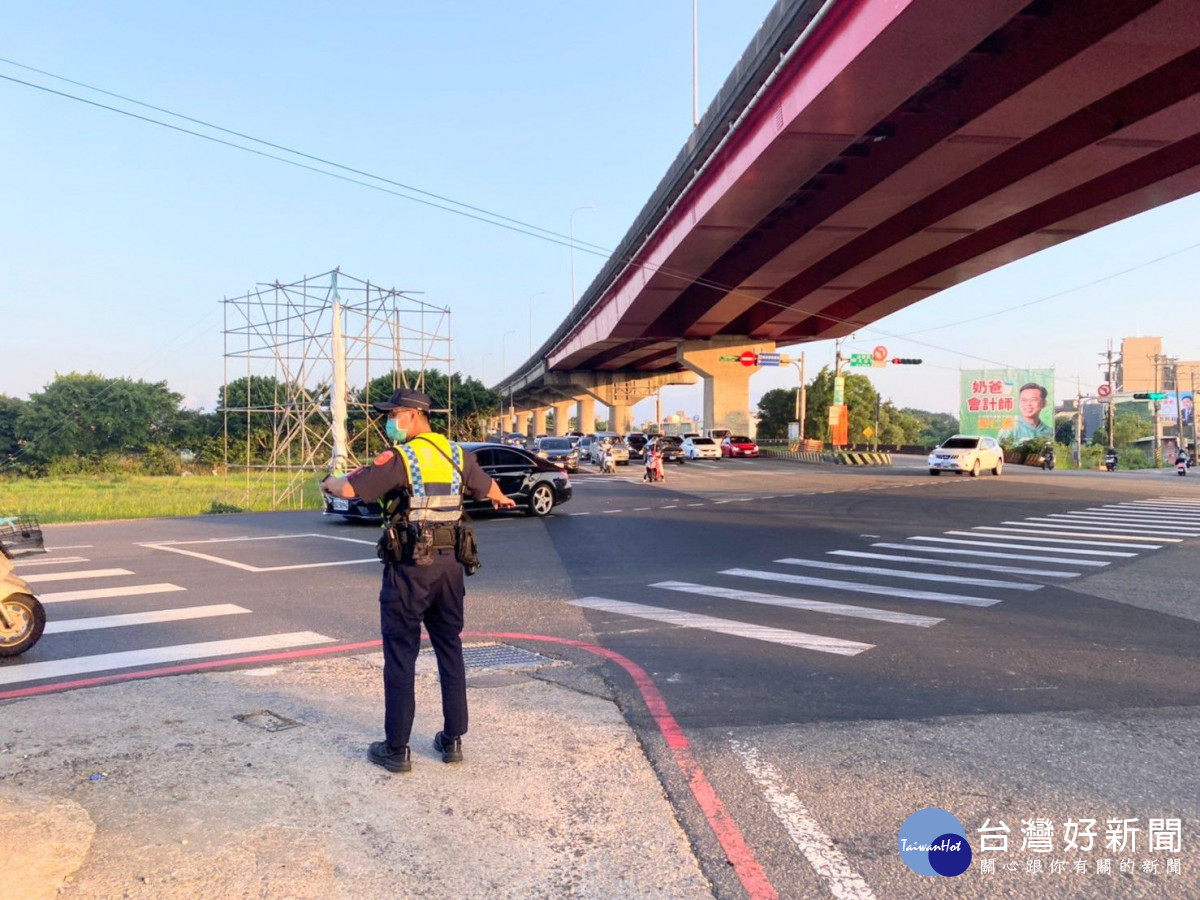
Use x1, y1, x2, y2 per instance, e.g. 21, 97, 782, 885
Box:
494, 0, 1200, 438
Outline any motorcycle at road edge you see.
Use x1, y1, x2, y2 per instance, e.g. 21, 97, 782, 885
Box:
0, 516, 47, 657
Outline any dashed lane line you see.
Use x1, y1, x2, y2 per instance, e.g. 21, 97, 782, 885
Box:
731, 741, 876, 900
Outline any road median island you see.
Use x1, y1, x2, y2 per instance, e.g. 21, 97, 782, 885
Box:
1, 653, 711, 898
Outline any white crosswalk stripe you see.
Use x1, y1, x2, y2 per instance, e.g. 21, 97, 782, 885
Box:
972, 526, 1172, 544
827, 550, 1081, 578
774, 558, 1042, 591
570, 597, 873, 655
872, 543, 1110, 566
720, 568, 1001, 607
22, 568, 134, 584
44, 604, 252, 634
1040, 515, 1200, 533
0, 633, 335, 685
1009, 519, 1197, 536
908, 536, 1134, 557
651, 581, 943, 627
950, 530, 1163, 549
12, 556, 90, 567
1088, 507, 1200, 520
39, 583, 187, 604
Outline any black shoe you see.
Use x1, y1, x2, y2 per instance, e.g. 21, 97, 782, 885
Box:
368, 741, 411, 773
433, 731, 463, 763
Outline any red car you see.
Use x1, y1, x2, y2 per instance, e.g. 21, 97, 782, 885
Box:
721, 435, 759, 458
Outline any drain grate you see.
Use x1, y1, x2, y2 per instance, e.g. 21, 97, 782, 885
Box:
233, 710, 303, 732
419, 641, 558, 670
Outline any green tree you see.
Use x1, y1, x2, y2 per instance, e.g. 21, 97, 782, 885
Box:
802, 367, 879, 445
360, 369, 501, 441
0, 394, 25, 463
755, 388, 799, 439
898, 408, 960, 446
16, 373, 182, 466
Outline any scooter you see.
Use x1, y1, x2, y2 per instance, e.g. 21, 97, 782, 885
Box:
0, 517, 47, 657
1040, 447, 1056, 471
1104, 450, 1118, 472
1177, 456, 1188, 476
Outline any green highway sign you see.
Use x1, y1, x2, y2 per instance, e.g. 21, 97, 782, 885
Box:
849, 353, 873, 367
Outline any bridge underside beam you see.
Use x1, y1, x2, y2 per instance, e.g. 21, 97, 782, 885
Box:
544, 0, 1200, 373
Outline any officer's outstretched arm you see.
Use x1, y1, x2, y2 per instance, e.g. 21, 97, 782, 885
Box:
486, 481, 517, 510
320, 474, 358, 499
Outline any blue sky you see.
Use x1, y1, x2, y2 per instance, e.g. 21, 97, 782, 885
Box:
3, 1, 1199, 421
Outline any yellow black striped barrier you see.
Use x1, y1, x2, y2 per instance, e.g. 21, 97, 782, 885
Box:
759, 449, 892, 466
832, 451, 893, 466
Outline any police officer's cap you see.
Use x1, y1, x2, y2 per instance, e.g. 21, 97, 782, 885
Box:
373, 388, 433, 413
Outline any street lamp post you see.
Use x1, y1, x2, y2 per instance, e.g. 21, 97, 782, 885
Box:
570, 205, 594, 307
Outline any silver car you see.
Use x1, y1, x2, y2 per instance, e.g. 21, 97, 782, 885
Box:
591, 436, 630, 466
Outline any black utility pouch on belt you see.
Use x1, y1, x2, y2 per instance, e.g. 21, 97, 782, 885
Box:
377, 490, 413, 564
455, 514, 481, 576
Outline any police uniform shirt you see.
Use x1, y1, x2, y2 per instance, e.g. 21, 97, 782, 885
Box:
347, 443, 496, 509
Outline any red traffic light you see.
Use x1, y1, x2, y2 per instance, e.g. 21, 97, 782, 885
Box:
890, 358, 923, 365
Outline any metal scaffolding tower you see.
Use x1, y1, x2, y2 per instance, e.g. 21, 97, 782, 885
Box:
221, 268, 452, 508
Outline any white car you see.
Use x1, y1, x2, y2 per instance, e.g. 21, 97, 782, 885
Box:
683, 436, 721, 460
928, 435, 1004, 477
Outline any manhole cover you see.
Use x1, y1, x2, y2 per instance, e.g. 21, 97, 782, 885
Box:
419, 642, 558, 670
234, 710, 303, 732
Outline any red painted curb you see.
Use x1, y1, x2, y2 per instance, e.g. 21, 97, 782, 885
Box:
465, 631, 778, 900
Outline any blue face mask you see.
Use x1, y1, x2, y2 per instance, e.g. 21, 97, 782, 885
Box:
386, 418, 408, 443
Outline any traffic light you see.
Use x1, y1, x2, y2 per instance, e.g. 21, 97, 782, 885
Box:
1133, 392, 1165, 400
891, 358, 923, 365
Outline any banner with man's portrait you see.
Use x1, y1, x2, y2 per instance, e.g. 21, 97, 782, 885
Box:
960, 369, 1055, 442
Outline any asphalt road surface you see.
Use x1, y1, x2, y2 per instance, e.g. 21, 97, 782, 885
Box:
5, 456, 1200, 898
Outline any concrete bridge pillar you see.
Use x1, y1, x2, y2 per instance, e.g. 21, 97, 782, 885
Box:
552, 401, 572, 436
609, 404, 632, 434
678, 339, 776, 436
515, 411, 532, 437
575, 397, 596, 434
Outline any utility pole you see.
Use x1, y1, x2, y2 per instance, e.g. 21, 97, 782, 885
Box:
874, 393, 881, 453
1075, 378, 1083, 467
1150, 353, 1163, 465
1102, 340, 1115, 446
790, 352, 807, 443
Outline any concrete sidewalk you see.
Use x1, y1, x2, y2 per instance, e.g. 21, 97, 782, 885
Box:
0, 651, 712, 899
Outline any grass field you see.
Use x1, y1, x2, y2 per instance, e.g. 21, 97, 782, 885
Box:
0, 473, 324, 523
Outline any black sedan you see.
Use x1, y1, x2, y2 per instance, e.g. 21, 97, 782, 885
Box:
322, 442, 573, 520
648, 436, 686, 464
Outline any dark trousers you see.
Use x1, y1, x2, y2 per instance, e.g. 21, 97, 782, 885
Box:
379, 549, 468, 749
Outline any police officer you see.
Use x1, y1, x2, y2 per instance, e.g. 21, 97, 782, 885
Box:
320, 388, 515, 773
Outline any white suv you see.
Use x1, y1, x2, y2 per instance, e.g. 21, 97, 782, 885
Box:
928, 435, 1004, 477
